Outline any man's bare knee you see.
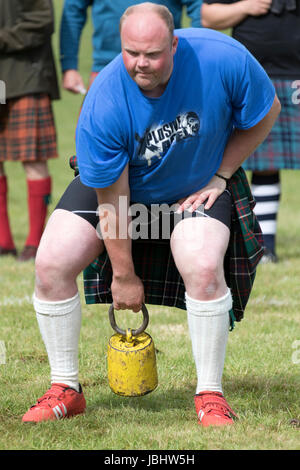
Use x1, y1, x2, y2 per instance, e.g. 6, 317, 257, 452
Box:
34, 250, 76, 299
193, 261, 223, 294
183, 255, 224, 296
34, 209, 104, 300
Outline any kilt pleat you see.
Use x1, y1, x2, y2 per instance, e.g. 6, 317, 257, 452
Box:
243, 79, 300, 171
0, 93, 58, 162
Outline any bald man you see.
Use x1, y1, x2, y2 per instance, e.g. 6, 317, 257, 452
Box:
22, 3, 280, 425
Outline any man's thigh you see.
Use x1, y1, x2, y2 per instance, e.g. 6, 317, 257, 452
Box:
170, 190, 232, 269
55, 175, 99, 229
37, 177, 103, 272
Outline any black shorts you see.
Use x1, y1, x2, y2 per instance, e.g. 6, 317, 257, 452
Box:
55, 176, 232, 237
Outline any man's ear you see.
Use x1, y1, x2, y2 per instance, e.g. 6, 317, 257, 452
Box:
172, 35, 179, 54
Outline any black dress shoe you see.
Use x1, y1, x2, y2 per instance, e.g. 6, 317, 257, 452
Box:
0, 247, 17, 257
17, 245, 37, 262
260, 247, 278, 264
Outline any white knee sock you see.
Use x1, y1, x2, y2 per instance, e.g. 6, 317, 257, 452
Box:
33, 292, 81, 392
185, 288, 232, 394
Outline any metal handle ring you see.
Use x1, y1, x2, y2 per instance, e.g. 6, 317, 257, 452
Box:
108, 303, 149, 337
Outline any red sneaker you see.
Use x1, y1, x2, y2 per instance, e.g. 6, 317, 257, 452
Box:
194, 391, 238, 427
22, 383, 86, 423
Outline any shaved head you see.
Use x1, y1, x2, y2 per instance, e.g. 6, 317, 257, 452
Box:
120, 2, 175, 41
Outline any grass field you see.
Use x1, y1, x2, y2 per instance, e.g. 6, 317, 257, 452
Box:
0, 1, 299, 452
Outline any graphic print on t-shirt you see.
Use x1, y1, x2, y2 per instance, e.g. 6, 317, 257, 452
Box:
135, 111, 200, 166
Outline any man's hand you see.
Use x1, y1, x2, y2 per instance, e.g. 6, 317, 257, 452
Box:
62, 69, 86, 94
111, 272, 145, 313
177, 175, 227, 213
243, 0, 272, 16
201, 0, 272, 30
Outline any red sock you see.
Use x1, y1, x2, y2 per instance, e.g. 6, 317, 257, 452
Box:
0, 175, 15, 249
25, 177, 52, 248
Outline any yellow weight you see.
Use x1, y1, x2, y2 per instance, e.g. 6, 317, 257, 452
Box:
107, 304, 158, 397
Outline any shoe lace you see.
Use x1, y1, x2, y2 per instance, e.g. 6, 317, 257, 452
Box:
33, 385, 67, 409
198, 393, 237, 418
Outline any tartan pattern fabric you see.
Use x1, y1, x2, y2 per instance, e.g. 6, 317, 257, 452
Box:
71, 155, 264, 322
69, 155, 79, 175
243, 79, 300, 171
0, 94, 58, 162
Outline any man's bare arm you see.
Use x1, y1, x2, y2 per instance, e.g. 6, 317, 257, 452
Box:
95, 164, 144, 312
177, 95, 281, 212
217, 95, 281, 179
201, 0, 272, 30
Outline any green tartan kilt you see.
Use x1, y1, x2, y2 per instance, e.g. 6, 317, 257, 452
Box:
79, 165, 264, 325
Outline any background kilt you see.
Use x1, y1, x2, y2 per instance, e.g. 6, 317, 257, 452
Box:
0, 93, 58, 162
243, 79, 300, 171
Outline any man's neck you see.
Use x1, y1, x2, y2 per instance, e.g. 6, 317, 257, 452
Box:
141, 83, 167, 98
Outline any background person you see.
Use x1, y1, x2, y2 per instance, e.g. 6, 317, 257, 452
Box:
201, 0, 300, 263
59, 0, 203, 94
0, 0, 59, 261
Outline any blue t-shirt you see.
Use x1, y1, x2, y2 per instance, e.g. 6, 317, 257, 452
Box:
76, 28, 275, 205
